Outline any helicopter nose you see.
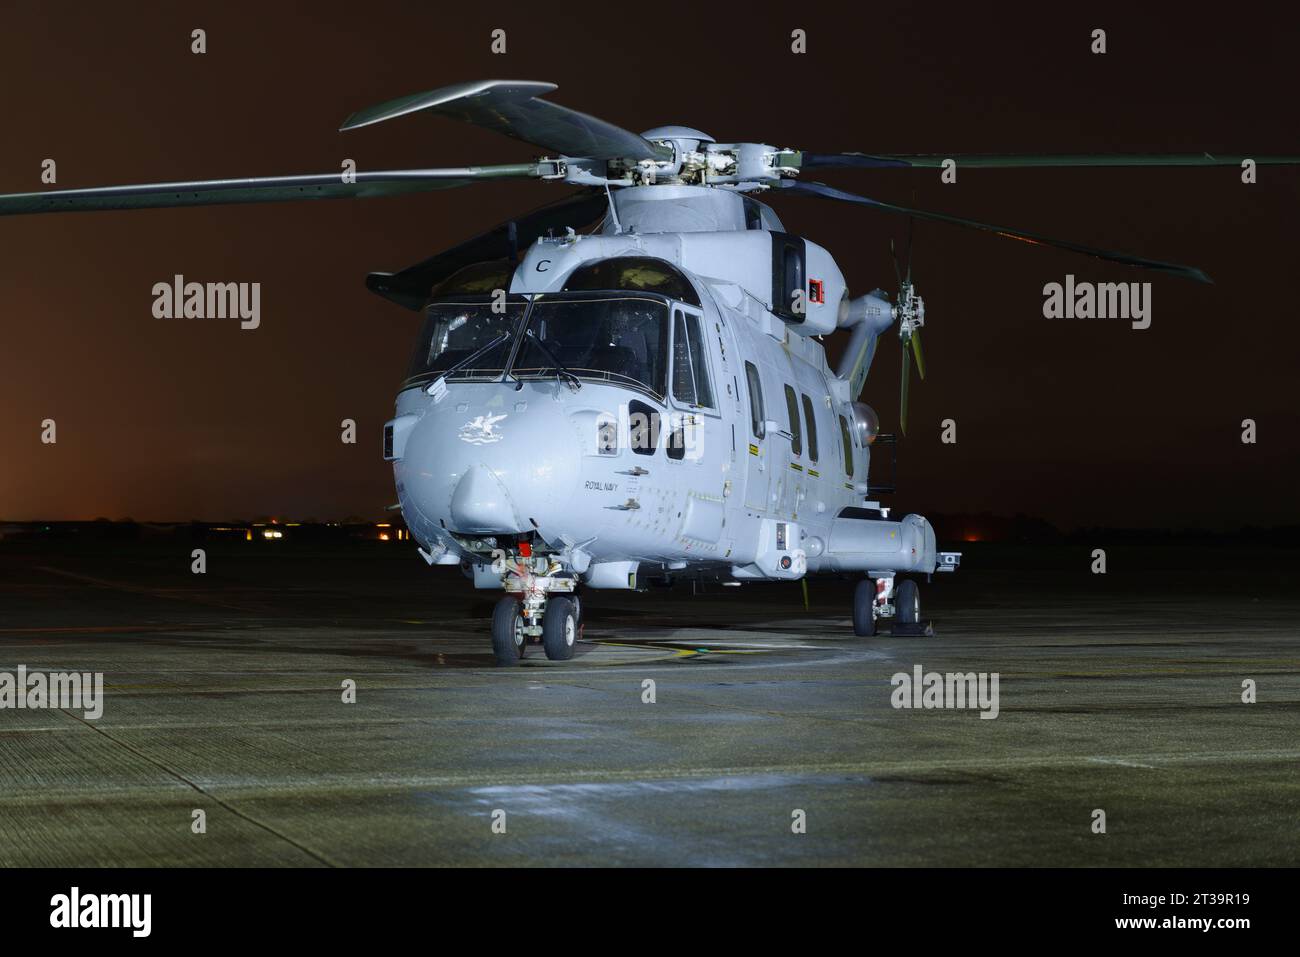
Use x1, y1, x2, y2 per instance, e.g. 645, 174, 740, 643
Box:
394, 390, 584, 544
448, 463, 525, 534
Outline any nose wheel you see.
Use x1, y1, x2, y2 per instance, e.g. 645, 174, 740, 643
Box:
490, 591, 583, 665
541, 595, 580, 661
491, 596, 527, 666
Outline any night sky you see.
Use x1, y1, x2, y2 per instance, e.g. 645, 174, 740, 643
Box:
2, 1, 1297, 529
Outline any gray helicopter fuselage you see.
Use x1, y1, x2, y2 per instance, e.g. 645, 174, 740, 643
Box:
387, 185, 938, 590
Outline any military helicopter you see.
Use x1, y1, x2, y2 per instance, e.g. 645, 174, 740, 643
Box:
3, 80, 1294, 664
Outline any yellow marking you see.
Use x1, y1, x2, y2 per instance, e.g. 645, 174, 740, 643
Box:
790, 463, 803, 472
748, 443, 759, 456
809, 469, 820, 477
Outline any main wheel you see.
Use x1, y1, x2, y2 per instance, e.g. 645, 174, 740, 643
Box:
542, 595, 579, 660
852, 579, 877, 637
897, 579, 920, 625
491, 596, 526, 665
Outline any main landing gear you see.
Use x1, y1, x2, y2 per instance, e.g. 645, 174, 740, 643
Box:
853, 575, 925, 637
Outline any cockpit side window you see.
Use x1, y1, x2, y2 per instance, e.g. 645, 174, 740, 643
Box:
670, 309, 716, 410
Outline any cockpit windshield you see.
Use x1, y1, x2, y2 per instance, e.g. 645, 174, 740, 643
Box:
511, 294, 669, 398
405, 297, 527, 386
403, 292, 671, 398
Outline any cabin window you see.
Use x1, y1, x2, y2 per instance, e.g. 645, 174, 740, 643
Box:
745, 361, 765, 439
801, 393, 819, 463
629, 399, 661, 456
671, 309, 715, 410
666, 416, 687, 461
839, 414, 854, 478
784, 385, 802, 457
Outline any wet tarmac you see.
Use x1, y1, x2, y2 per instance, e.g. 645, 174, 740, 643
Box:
1, 540, 1297, 866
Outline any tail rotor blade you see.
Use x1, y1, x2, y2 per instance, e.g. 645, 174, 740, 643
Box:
910, 328, 926, 380
899, 343, 909, 434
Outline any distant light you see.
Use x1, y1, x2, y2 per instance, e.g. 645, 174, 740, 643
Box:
379, 533, 390, 541
262, 529, 283, 540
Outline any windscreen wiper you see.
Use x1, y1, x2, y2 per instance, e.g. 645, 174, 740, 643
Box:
524, 330, 582, 390
425, 331, 510, 396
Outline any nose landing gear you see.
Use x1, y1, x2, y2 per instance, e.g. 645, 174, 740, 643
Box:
490, 592, 584, 665
489, 551, 583, 665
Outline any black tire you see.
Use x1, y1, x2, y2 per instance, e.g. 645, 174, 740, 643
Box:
853, 579, 877, 637
491, 596, 526, 665
897, 579, 920, 625
542, 595, 579, 660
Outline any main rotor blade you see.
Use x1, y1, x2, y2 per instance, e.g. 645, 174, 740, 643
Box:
774, 179, 1212, 283
367, 190, 611, 310
0, 164, 543, 217
340, 80, 668, 162
903, 213, 914, 284
798, 152, 1300, 170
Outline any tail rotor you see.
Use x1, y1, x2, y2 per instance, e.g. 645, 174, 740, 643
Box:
891, 221, 926, 434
